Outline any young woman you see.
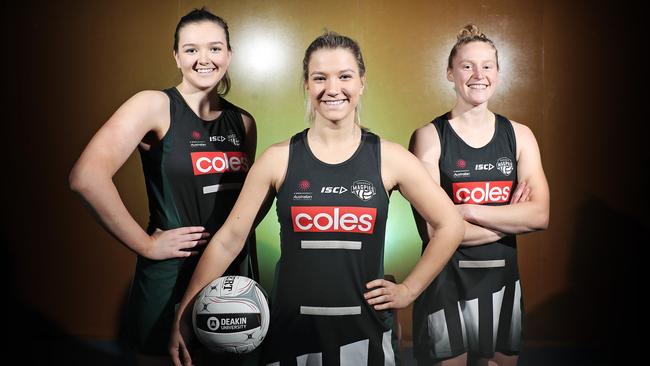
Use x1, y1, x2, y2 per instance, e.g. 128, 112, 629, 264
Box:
169, 31, 464, 366
69, 8, 257, 365
409, 25, 550, 366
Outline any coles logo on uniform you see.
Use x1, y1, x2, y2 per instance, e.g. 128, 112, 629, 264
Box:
452, 181, 512, 204
191, 152, 249, 175
291, 206, 376, 234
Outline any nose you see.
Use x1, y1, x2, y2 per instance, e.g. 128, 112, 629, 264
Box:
472, 68, 484, 79
325, 78, 340, 96
198, 49, 210, 64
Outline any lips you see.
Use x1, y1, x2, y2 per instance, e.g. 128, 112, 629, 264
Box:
195, 67, 215, 74
468, 84, 488, 89
322, 99, 346, 105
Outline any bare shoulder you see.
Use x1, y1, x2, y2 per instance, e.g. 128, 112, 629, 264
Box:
253, 138, 291, 188
380, 138, 410, 155
129, 91, 171, 132
409, 122, 440, 156
380, 138, 419, 167
128, 90, 169, 111
412, 122, 438, 141
253, 138, 291, 167
116, 90, 169, 124
509, 119, 535, 137
509, 119, 539, 145
103, 90, 169, 132
379, 136, 432, 191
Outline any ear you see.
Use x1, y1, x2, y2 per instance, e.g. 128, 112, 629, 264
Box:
446, 68, 454, 82
359, 75, 366, 95
225, 49, 232, 68
173, 50, 181, 69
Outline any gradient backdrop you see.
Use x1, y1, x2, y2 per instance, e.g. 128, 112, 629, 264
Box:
4, 0, 644, 363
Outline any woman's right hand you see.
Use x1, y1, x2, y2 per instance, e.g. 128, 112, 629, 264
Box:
146, 227, 210, 260
170, 316, 194, 366
510, 181, 531, 204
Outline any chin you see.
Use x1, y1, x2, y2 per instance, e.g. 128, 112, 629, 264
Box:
322, 113, 350, 123
194, 80, 219, 90
465, 96, 489, 106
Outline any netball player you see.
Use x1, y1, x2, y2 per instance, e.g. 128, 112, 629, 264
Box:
409, 24, 550, 366
70, 8, 257, 365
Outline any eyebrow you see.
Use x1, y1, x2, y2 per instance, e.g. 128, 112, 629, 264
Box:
458, 58, 496, 63
181, 41, 225, 48
309, 69, 356, 76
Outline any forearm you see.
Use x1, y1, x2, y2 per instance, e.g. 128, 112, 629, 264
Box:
175, 235, 243, 323
402, 220, 464, 298
462, 201, 549, 234
460, 221, 506, 246
71, 174, 151, 255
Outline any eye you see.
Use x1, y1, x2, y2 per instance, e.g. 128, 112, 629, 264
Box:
184, 48, 197, 54
483, 65, 493, 70
462, 64, 472, 70
210, 47, 222, 53
340, 74, 352, 80
312, 75, 326, 82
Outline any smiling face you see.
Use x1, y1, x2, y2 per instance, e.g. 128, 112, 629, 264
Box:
174, 21, 231, 91
305, 48, 365, 125
447, 41, 499, 107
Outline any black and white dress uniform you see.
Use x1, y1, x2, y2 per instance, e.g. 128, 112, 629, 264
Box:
413, 113, 522, 363
265, 129, 396, 366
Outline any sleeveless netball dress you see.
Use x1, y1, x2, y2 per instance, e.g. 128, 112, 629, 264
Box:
413, 113, 521, 363
129, 87, 256, 355
265, 129, 395, 366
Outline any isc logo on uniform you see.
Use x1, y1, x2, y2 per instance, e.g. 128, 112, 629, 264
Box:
321, 186, 348, 194
191, 152, 249, 175
291, 206, 376, 233
475, 163, 494, 171
452, 181, 512, 204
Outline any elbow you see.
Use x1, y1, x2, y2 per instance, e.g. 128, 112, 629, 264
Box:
531, 209, 550, 231
537, 214, 550, 231
537, 204, 550, 230
220, 231, 248, 260
68, 166, 86, 194
69, 164, 97, 196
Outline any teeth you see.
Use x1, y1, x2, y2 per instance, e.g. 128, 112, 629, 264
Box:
196, 68, 214, 74
469, 84, 487, 89
323, 100, 345, 105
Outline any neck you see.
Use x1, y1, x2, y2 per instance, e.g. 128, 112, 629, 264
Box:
310, 116, 360, 146
450, 101, 492, 126
176, 82, 221, 114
